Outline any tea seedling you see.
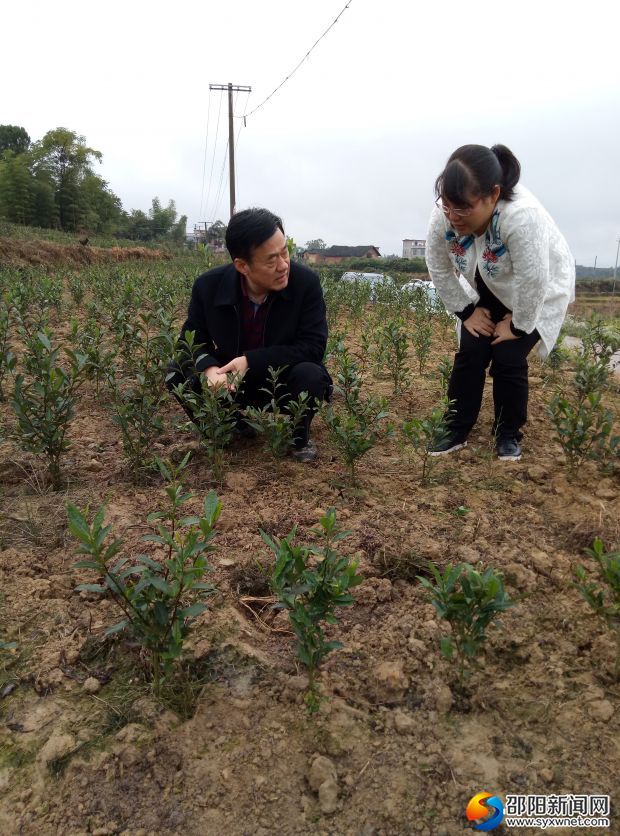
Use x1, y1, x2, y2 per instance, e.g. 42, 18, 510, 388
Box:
548, 391, 618, 472
171, 331, 240, 481
544, 340, 569, 385
547, 317, 619, 473
376, 318, 411, 394
412, 309, 433, 375
244, 366, 310, 458
437, 355, 453, 397
321, 395, 392, 485
402, 399, 454, 484
10, 329, 87, 488
418, 562, 514, 686
330, 344, 363, 415
0, 293, 15, 401
68, 455, 220, 696
106, 309, 175, 479
574, 538, 620, 680
262, 508, 363, 712
69, 317, 115, 394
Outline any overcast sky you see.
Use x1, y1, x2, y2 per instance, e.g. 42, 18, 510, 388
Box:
3, 0, 619, 265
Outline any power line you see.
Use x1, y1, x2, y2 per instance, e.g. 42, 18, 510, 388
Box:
234, 89, 252, 207
211, 138, 229, 223
242, 0, 354, 120
204, 89, 224, 222
198, 92, 212, 218
209, 83, 251, 218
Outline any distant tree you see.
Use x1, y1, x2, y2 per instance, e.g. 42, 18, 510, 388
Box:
209, 219, 227, 239
119, 199, 188, 244
0, 125, 31, 158
30, 128, 104, 231
0, 124, 188, 241
306, 238, 326, 251
149, 197, 177, 238
120, 208, 152, 241
171, 214, 188, 244
30, 176, 57, 228
0, 152, 34, 223
79, 173, 123, 233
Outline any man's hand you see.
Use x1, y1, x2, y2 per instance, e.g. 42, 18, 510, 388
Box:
218, 356, 249, 377
491, 314, 520, 345
463, 306, 494, 337
203, 356, 248, 391
203, 365, 228, 388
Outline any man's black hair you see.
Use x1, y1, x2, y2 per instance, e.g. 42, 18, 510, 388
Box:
225, 207, 284, 262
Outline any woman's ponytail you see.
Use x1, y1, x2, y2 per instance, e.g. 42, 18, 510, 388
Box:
490, 144, 521, 200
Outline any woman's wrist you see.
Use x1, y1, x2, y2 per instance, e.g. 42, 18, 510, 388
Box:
455, 303, 476, 322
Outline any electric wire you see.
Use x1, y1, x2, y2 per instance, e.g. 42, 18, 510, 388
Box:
242, 0, 353, 120
233, 89, 252, 208
211, 138, 229, 222
198, 92, 212, 219
211, 89, 239, 220
204, 89, 224, 223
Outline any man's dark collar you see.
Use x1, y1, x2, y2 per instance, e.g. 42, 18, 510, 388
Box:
214, 263, 293, 306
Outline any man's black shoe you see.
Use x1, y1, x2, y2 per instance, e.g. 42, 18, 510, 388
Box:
428, 434, 468, 456
496, 437, 522, 461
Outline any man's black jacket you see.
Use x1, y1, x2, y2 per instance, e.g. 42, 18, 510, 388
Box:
178, 261, 328, 376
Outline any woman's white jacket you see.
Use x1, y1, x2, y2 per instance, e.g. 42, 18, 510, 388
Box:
426, 184, 575, 357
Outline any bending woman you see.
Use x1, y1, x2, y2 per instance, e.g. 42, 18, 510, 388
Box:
426, 144, 575, 460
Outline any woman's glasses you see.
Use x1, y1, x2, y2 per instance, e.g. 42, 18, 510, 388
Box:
435, 197, 482, 218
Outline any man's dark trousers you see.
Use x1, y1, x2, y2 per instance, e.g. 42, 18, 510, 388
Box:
166, 361, 331, 447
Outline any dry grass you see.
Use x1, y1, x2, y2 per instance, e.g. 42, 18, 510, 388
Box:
0, 238, 172, 268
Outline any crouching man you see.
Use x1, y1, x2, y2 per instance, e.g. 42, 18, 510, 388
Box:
167, 207, 331, 462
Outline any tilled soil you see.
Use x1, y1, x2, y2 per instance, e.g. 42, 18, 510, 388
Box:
1, 297, 619, 836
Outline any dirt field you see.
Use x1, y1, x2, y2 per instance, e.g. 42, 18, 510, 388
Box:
1, 274, 619, 835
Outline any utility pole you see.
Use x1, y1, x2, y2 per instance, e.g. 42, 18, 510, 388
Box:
209, 83, 252, 219
613, 237, 620, 296
195, 221, 212, 244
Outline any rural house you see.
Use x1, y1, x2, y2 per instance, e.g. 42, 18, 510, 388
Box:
402, 238, 426, 259
303, 245, 381, 265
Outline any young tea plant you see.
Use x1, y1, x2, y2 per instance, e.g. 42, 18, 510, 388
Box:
0, 292, 15, 401
171, 332, 240, 482
262, 508, 363, 713
412, 309, 434, 375
321, 394, 392, 485
402, 398, 455, 484
376, 317, 411, 395
68, 455, 220, 696
244, 366, 310, 458
437, 355, 453, 397
547, 317, 619, 473
10, 329, 87, 488
418, 562, 514, 687
547, 391, 618, 473
330, 344, 363, 415
574, 538, 620, 680
106, 308, 176, 480
69, 316, 115, 394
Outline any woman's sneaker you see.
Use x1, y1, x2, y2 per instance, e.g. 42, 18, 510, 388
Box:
496, 437, 522, 461
291, 440, 317, 463
428, 434, 468, 456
